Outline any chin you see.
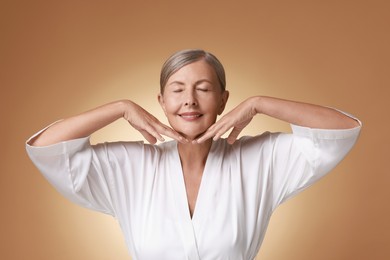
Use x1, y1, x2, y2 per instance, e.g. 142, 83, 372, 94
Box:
174, 128, 207, 141
179, 132, 204, 141
169, 119, 215, 141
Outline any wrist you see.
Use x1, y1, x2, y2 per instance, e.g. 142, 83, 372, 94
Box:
248, 96, 263, 115
116, 99, 133, 119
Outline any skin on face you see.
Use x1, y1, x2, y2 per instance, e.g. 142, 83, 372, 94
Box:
158, 60, 229, 141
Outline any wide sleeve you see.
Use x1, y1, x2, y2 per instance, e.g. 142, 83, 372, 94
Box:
26, 135, 114, 216
25, 125, 147, 217
270, 116, 362, 209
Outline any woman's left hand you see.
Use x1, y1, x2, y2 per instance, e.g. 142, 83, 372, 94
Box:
195, 97, 258, 144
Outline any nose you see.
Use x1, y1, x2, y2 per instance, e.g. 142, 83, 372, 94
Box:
184, 90, 197, 107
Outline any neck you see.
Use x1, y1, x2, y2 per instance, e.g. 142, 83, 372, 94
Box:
177, 139, 213, 167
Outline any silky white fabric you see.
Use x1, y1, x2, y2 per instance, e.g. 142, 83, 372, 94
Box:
26, 121, 361, 260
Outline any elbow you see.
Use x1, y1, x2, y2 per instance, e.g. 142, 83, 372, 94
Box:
344, 117, 361, 129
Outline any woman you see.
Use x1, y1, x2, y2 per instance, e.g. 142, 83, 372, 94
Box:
26, 49, 361, 259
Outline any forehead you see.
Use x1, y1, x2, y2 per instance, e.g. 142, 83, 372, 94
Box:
167, 60, 218, 83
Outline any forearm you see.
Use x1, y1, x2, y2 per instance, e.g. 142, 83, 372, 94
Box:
252, 96, 360, 129
29, 100, 129, 146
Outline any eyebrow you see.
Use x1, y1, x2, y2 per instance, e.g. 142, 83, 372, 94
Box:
168, 79, 214, 86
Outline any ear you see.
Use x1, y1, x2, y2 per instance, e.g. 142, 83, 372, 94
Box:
158, 93, 167, 115
218, 90, 229, 115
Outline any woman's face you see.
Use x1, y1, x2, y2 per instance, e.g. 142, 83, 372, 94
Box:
158, 59, 229, 141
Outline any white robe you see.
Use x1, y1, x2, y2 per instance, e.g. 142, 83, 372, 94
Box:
26, 122, 361, 259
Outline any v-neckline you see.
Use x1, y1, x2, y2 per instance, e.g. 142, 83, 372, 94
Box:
174, 141, 216, 222
166, 140, 222, 259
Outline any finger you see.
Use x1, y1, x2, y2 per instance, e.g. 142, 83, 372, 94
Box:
194, 133, 210, 144
143, 123, 166, 142
195, 123, 227, 143
155, 123, 188, 143
212, 126, 230, 141
194, 125, 218, 143
126, 120, 159, 143
227, 127, 242, 144
211, 119, 238, 141
139, 129, 158, 144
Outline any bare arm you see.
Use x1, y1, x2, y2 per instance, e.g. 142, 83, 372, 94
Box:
196, 96, 360, 144
253, 96, 359, 129
30, 100, 186, 146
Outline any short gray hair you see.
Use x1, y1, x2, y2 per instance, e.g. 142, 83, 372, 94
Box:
160, 49, 226, 94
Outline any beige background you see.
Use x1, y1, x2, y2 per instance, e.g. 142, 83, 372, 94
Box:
1, 0, 389, 259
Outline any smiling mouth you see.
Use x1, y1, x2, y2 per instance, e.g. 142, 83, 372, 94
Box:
179, 113, 203, 120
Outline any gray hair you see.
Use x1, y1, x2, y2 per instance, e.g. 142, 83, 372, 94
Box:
160, 49, 226, 94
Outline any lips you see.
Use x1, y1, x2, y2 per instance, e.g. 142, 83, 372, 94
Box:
179, 112, 203, 120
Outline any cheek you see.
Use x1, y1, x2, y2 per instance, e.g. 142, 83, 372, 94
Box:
206, 98, 222, 114
161, 96, 178, 112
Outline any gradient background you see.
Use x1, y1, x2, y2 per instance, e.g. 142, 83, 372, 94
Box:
1, 0, 389, 259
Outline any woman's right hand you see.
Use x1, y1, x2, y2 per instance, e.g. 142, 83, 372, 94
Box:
122, 100, 187, 144
30, 100, 187, 146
